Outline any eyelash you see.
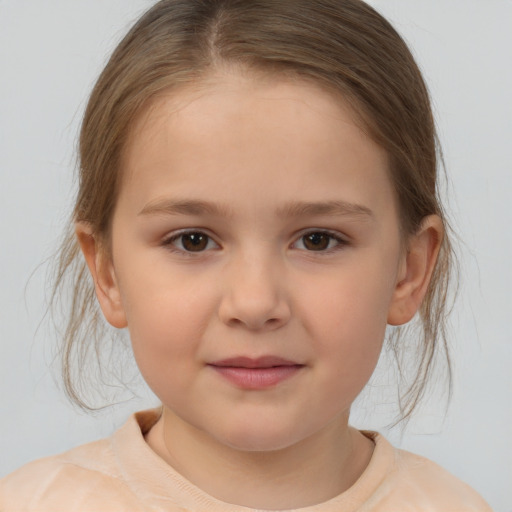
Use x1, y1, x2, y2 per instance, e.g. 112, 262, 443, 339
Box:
161, 230, 220, 255
292, 230, 348, 253
161, 229, 348, 255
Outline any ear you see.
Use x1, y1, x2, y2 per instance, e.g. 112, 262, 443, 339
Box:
75, 222, 128, 329
387, 215, 443, 326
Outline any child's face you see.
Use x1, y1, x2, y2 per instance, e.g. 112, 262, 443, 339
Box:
100, 72, 407, 451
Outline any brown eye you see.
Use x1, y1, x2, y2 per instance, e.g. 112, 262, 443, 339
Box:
181, 232, 209, 251
295, 231, 346, 252
302, 232, 331, 251
164, 230, 219, 254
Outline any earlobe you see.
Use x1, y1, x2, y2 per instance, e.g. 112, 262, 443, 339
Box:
75, 222, 128, 329
387, 215, 443, 326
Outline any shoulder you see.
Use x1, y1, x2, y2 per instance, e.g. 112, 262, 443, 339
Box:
0, 437, 144, 512
366, 433, 493, 511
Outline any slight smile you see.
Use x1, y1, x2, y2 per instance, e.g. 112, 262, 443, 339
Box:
208, 356, 305, 390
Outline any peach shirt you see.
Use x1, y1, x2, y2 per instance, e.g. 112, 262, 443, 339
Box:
0, 409, 492, 511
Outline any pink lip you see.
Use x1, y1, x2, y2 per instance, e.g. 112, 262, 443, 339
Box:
209, 356, 304, 390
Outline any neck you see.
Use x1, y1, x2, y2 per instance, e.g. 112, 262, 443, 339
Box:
145, 407, 375, 509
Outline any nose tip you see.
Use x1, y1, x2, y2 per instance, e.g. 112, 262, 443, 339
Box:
218, 265, 291, 331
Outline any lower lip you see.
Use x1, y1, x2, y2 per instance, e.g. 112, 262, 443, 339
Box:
210, 365, 303, 390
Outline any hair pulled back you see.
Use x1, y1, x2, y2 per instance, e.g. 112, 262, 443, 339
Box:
54, 0, 455, 421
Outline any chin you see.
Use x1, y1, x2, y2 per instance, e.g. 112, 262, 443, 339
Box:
211, 417, 310, 453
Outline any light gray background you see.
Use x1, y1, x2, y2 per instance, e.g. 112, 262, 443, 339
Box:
0, 1, 510, 510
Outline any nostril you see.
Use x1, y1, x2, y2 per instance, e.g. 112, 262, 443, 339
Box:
225, 315, 285, 331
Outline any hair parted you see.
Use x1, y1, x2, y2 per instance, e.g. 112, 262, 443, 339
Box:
52, 0, 456, 421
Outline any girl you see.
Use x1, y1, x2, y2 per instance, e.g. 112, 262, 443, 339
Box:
0, 0, 494, 510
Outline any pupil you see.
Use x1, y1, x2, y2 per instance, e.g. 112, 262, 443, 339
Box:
305, 233, 329, 250
183, 233, 207, 251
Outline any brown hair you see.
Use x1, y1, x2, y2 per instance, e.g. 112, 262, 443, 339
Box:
53, 0, 456, 421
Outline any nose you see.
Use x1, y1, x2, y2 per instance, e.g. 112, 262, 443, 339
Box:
218, 251, 291, 331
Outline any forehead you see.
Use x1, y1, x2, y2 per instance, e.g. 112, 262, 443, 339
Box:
118, 70, 394, 218
126, 69, 377, 159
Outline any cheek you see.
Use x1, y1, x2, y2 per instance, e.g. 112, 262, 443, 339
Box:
302, 259, 394, 338
117, 270, 217, 390
314, 295, 387, 372
299, 260, 396, 392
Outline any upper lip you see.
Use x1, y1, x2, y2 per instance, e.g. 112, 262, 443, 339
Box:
210, 356, 302, 369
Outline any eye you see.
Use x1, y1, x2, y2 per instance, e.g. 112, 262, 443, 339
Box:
293, 231, 346, 252
164, 231, 219, 253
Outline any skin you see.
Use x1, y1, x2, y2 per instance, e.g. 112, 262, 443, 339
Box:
77, 69, 442, 509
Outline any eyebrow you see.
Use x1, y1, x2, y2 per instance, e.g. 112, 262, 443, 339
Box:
276, 200, 374, 220
139, 199, 233, 217
138, 198, 374, 220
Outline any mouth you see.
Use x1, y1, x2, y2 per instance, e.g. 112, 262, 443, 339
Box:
208, 356, 304, 390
